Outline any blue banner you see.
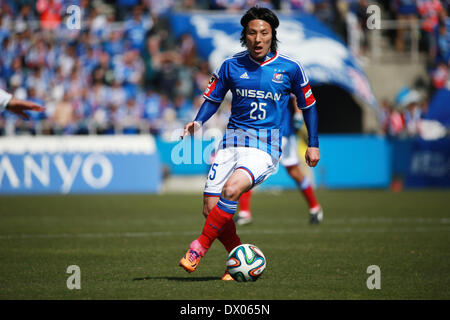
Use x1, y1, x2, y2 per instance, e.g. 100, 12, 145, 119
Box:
260, 134, 391, 189
0, 136, 162, 194
169, 12, 378, 109
403, 88, 450, 187
405, 137, 450, 188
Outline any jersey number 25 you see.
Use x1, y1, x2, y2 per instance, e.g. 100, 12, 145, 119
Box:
249, 102, 267, 120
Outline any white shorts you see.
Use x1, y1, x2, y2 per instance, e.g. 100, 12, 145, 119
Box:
204, 147, 278, 196
279, 135, 299, 167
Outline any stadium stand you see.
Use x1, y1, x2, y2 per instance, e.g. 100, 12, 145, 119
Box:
0, 0, 448, 139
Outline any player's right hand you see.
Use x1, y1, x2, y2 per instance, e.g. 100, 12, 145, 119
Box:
180, 121, 201, 139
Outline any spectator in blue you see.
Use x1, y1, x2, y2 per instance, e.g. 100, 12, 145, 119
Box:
0, 38, 16, 81
246, 0, 274, 9
142, 36, 159, 88
145, 0, 175, 18
142, 87, 162, 135
209, 0, 247, 10
436, 17, 450, 65
311, 0, 338, 28
109, 78, 127, 109
392, 0, 419, 52
72, 87, 93, 134
286, 0, 314, 13
103, 29, 125, 57
113, 49, 144, 99
116, 0, 140, 20
124, 6, 153, 51
7, 58, 27, 94
79, 47, 100, 76
117, 97, 143, 134
0, 16, 10, 45
24, 87, 46, 134
173, 94, 194, 123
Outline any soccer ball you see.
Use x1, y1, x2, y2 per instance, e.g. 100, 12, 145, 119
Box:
226, 244, 266, 282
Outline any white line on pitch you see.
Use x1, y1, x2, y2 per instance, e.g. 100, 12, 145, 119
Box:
1, 226, 450, 240
274, 217, 450, 225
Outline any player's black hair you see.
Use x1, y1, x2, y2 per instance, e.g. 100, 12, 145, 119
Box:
240, 6, 280, 52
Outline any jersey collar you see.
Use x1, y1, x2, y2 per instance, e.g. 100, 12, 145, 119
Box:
248, 51, 278, 67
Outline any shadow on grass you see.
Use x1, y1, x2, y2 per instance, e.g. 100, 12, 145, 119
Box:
133, 276, 219, 282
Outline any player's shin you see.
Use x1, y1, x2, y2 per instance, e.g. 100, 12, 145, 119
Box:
196, 197, 238, 253
218, 219, 242, 253
239, 190, 252, 213
300, 177, 319, 209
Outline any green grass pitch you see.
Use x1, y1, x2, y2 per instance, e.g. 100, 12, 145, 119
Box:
0, 190, 449, 300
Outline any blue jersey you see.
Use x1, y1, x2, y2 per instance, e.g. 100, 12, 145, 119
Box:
203, 50, 316, 159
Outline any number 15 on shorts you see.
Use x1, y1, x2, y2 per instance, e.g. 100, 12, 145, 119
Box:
209, 163, 219, 180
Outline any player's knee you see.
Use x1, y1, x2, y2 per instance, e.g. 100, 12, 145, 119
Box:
221, 184, 241, 201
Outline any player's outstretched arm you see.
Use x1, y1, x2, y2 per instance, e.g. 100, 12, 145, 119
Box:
7, 97, 45, 120
180, 99, 220, 139
0, 89, 45, 120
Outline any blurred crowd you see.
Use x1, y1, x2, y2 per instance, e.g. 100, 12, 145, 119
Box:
375, 1, 450, 138
0, 0, 220, 138
0, 0, 449, 139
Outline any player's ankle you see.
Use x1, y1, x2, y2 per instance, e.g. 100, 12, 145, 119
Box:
190, 239, 208, 257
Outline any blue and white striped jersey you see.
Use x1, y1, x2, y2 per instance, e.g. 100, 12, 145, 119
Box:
203, 50, 315, 159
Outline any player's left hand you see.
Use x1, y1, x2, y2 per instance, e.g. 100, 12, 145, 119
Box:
305, 147, 320, 167
7, 97, 45, 120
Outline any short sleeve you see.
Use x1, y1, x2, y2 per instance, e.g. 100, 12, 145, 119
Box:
202, 61, 229, 103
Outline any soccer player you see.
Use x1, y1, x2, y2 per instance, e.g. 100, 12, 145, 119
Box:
235, 94, 323, 226
179, 7, 320, 280
0, 88, 45, 119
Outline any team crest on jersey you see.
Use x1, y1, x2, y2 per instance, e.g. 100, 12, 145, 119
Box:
272, 72, 283, 83
204, 76, 218, 97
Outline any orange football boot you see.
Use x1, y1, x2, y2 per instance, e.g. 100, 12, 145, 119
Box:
221, 270, 234, 281
179, 249, 202, 273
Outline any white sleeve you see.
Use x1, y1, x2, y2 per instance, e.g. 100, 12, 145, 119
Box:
0, 88, 13, 111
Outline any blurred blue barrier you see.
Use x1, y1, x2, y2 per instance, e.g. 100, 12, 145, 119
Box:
156, 137, 212, 175
389, 137, 415, 177
158, 135, 392, 189
3, 135, 446, 194
314, 134, 390, 188
263, 134, 391, 189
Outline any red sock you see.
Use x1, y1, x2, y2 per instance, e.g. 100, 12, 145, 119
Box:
239, 190, 252, 212
218, 219, 242, 253
301, 185, 319, 209
197, 204, 235, 250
